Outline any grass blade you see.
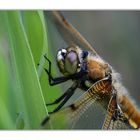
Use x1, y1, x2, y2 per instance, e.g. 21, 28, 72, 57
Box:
6, 11, 48, 129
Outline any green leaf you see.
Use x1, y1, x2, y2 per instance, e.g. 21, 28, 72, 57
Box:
5, 11, 48, 129
22, 11, 44, 66
0, 11, 62, 129
16, 112, 25, 129
0, 52, 15, 129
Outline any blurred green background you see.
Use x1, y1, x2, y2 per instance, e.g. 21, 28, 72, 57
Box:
0, 11, 140, 129
0, 11, 58, 129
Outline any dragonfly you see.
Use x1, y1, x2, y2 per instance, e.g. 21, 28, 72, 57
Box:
41, 11, 140, 129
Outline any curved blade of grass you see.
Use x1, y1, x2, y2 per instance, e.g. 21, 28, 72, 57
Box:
22, 11, 44, 66
21, 10, 60, 115
0, 12, 18, 129
6, 11, 48, 129
22, 11, 62, 115
22, 11, 48, 78
21, 11, 56, 128
39, 12, 62, 112
0, 50, 15, 129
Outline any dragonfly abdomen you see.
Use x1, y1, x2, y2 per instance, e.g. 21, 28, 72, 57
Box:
118, 95, 140, 129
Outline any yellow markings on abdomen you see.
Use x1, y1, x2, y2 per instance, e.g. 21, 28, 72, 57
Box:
118, 95, 140, 129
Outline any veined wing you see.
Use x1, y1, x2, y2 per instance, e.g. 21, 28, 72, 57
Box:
102, 92, 117, 129
45, 11, 97, 55
103, 116, 135, 130
42, 75, 113, 129
102, 91, 135, 130
69, 75, 113, 128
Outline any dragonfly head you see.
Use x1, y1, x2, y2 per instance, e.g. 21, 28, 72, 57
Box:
56, 45, 83, 76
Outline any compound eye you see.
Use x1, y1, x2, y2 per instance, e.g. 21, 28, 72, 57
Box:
67, 51, 77, 64
61, 49, 67, 56
57, 49, 67, 61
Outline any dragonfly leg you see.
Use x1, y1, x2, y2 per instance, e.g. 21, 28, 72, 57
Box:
46, 92, 67, 106
44, 54, 87, 86
44, 54, 72, 86
41, 82, 78, 127
48, 82, 79, 114
41, 115, 50, 126
44, 68, 71, 86
46, 82, 78, 106
113, 104, 128, 123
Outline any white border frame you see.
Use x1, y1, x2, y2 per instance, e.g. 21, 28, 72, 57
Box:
0, 131, 140, 140
0, 1, 139, 140
0, 0, 140, 9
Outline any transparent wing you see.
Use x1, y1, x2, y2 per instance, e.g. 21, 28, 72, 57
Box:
43, 84, 99, 129
102, 92, 135, 130
44, 76, 134, 129
45, 11, 97, 55
102, 119, 134, 130
102, 93, 117, 130
43, 76, 113, 129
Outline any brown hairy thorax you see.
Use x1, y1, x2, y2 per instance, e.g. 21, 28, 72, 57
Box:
67, 44, 111, 80
87, 58, 110, 80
